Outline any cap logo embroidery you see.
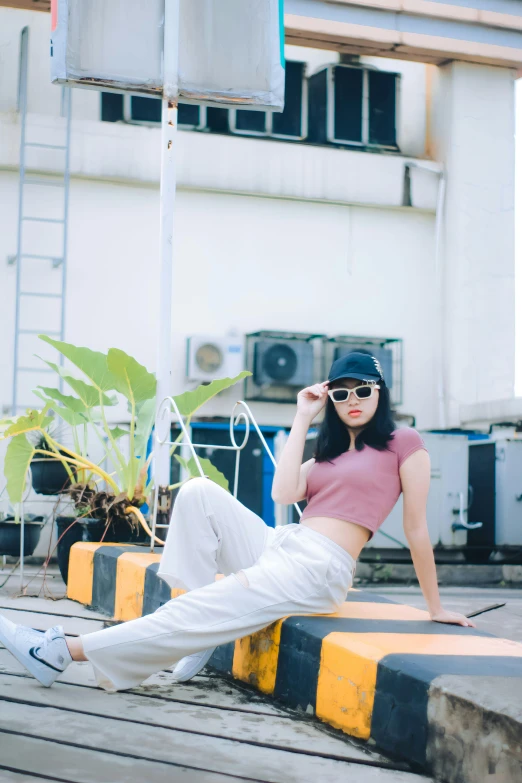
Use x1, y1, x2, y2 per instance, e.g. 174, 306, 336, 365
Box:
371, 356, 384, 380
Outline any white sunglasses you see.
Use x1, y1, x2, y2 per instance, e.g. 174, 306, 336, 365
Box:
327, 384, 380, 403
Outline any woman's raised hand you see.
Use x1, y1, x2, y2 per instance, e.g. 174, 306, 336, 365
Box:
296, 381, 330, 421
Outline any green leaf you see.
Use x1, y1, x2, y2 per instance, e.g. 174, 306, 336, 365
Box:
134, 398, 156, 458
110, 426, 130, 440
4, 408, 52, 437
174, 454, 229, 493
0, 417, 14, 434
101, 351, 155, 495
173, 372, 251, 417
37, 386, 87, 414
38, 336, 119, 394
107, 349, 156, 404
51, 406, 89, 428
5, 435, 35, 503
39, 360, 116, 408
34, 389, 87, 428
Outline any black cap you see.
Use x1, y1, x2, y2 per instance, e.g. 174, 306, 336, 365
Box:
328, 351, 384, 384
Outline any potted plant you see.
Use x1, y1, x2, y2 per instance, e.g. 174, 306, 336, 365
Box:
29, 432, 75, 496
0, 336, 250, 583
0, 513, 44, 558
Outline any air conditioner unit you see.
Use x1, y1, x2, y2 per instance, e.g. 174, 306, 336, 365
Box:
186, 335, 244, 383
245, 330, 324, 403
307, 64, 399, 149
230, 61, 307, 140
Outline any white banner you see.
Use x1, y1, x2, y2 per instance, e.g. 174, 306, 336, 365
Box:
51, 0, 285, 111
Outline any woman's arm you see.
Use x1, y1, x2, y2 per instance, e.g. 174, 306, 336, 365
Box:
271, 381, 329, 505
271, 413, 314, 504
400, 449, 476, 627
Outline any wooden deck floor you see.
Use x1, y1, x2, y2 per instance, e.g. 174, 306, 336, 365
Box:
0, 568, 433, 783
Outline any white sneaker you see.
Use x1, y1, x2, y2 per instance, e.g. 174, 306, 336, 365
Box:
0, 615, 72, 687
171, 647, 216, 682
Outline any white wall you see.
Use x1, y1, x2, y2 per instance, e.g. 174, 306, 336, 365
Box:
0, 110, 440, 208
515, 77, 522, 397
430, 61, 516, 426
0, 169, 438, 427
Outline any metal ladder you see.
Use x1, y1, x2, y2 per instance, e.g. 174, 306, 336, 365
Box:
11, 26, 71, 414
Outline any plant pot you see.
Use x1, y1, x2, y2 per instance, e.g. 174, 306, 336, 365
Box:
56, 514, 150, 585
55, 516, 84, 585
31, 456, 73, 496
0, 516, 44, 557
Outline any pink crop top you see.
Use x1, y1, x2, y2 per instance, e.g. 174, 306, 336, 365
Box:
300, 427, 428, 540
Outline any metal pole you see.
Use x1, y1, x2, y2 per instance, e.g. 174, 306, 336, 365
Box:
12, 26, 29, 415
154, 0, 180, 490
19, 502, 25, 591
59, 85, 72, 388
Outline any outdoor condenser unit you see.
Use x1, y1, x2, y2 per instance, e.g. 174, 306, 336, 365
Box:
369, 432, 472, 550
495, 438, 522, 546
254, 340, 312, 386
186, 334, 244, 383
372, 432, 522, 560
231, 61, 307, 140
307, 64, 399, 149
244, 331, 323, 403
468, 436, 522, 550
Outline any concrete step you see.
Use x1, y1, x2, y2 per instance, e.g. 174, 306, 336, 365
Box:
65, 542, 522, 783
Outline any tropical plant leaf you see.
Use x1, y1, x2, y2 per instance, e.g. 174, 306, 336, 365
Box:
110, 426, 130, 440
37, 386, 87, 414
174, 454, 229, 493
5, 434, 35, 503
0, 417, 14, 434
173, 372, 251, 417
34, 389, 88, 429
38, 336, 119, 394
107, 349, 156, 404
134, 398, 156, 459
51, 405, 89, 428
4, 407, 52, 438
39, 360, 116, 408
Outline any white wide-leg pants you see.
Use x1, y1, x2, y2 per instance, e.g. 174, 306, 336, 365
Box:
82, 477, 356, 692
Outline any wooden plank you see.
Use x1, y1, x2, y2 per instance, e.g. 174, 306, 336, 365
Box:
0, 596, 108, 621
0, 608, 106, 635
0, 768, 60, 783
0, 1, 50, 11
0, 700, 430, 783
0, 733, 243, 783
0, 674, 385, 764
0, 650, 291, 717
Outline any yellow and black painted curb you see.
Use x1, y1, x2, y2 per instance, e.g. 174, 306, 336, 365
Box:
68, 542, 522, 776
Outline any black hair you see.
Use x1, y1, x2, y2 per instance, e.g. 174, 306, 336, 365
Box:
313, 376, 396, 463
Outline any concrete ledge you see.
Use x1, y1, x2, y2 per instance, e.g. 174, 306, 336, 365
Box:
67, 542, 522, 781
356, 562, 522, 586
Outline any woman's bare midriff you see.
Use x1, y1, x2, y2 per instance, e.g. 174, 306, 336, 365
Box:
300, 516, 371, 560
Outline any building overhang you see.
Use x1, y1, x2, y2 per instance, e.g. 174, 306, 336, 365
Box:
1, 0, 521, 69
285, 0, 522, 68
